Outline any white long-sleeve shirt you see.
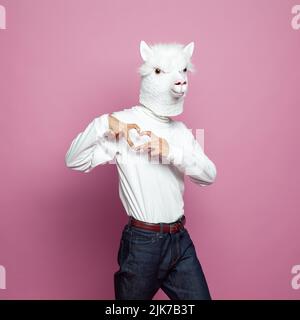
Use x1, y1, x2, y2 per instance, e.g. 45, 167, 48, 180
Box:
65, 105, 217, 223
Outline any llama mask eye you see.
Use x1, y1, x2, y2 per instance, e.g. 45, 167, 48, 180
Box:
154, 68, 161, 74
183, 67, 187, 72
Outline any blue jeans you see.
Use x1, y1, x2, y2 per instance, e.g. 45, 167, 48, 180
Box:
114, 223, 211, 300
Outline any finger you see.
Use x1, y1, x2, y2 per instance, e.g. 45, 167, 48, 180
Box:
109, 114, 121, 131
145, 147, 156, 155
150, 149, 160, 157
134, 142, 151, 152
159, 153, 163, 164
128, 123, 141, 133
159, 137, 162, 153
109, 114, 119, 121
140, 130, 153, 137
118, 130, 125, 138
105, 129, 116, 137
126, 136, 134, 147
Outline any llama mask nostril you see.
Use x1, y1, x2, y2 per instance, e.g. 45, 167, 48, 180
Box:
175, 81, 187, 86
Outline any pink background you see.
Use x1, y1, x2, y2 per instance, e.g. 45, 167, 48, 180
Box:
0, 0, 300, 300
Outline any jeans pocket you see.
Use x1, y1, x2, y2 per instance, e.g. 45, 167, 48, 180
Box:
130, 227, 159, 245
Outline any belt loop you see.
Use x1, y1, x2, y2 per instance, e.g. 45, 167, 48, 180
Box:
159, 223, 163, 234
128, 215, 132, 226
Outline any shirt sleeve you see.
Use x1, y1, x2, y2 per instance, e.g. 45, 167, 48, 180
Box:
167, 125, 217, 186
65, 113, 118, 173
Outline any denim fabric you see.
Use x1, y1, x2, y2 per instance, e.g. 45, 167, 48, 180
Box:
114, 223, 211, 300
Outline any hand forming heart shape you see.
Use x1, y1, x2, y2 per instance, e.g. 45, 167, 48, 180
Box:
108, 114, 169, 159
128, 128, 152, 149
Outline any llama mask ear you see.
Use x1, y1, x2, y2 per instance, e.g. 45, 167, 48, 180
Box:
140, 40, 153, 62
183, 42, 195, 59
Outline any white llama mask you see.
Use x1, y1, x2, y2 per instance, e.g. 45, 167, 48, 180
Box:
138, 40, 195, 117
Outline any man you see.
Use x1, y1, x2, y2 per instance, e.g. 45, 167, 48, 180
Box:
65, 40, 217, 300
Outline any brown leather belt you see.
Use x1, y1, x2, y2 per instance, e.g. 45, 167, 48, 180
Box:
128, 215, 186, 234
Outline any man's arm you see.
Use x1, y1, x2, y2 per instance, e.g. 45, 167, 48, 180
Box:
167, 126, 217, 186
65, 114, 141, 173
132, 123, 217, 186
65, 114, 118, 173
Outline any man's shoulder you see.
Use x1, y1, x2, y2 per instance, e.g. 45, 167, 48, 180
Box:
171, 120, 195, 143
172, 119, 189, 131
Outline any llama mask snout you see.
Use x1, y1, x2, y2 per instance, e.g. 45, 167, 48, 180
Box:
171, 79, 187, 98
